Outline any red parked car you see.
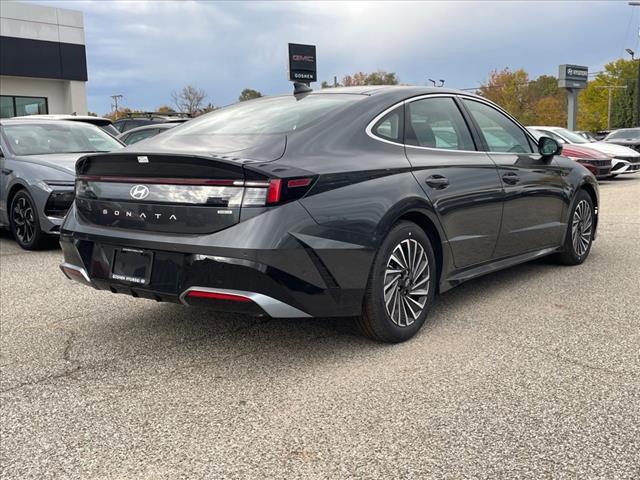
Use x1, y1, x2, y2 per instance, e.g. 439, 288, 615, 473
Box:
561, 144, 612, 179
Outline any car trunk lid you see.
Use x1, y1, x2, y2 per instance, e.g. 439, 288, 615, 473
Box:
75, 153, 250, 234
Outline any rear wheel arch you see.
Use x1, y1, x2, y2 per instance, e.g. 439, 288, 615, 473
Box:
580, 182, 598, 210
576, 180, 598, 233
392, 210, 444, 292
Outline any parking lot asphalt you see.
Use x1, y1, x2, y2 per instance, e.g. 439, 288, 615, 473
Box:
1, 177, 639, 479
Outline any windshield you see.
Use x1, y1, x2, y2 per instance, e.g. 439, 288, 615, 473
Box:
607, 128, 640, 140
171, 94, 364, 136
554, 128, 588, 144
2, 122, 123, 156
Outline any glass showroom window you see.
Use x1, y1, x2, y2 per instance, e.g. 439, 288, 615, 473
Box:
0, 96, 48, 118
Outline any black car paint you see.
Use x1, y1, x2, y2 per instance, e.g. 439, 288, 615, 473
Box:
60, 87, 598, 318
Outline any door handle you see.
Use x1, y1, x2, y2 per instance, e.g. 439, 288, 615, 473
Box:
425, 175, 449, 189
1, 168, 12, 175
502, 172, 520, 185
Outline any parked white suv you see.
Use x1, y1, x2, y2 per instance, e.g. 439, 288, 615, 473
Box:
529, 126, 640, 176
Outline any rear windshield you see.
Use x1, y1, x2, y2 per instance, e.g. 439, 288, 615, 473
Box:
171, 94, 364, 136
2, 122, 123, 155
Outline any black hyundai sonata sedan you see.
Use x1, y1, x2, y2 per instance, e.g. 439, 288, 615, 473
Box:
60, 86, 598, 342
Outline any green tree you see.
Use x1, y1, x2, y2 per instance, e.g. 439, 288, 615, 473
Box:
578, 59, 636, 131
238, 88, 262, 102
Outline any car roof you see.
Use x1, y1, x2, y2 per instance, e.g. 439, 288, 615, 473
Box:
120, 123, 178, 135
528, 126, 562, 130
0, 118, 102, 127
308, 85, 476, 97
10, 114, 113, 126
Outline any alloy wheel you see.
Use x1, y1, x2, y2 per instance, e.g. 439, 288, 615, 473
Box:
571, 199, 592, 257
12, 196, 36, 245
383, 238, 430, 327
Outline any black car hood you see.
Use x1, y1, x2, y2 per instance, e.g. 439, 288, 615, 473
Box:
127, 134, 287, 162
14, 153, 87, 175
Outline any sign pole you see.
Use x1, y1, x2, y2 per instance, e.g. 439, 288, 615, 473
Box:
567, 89, 578, 130
558, 64, 588, 131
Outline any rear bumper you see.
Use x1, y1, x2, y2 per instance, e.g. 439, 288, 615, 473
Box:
59, 201, 374, 318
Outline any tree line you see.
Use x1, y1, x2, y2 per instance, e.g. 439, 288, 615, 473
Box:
103, 58, 636, 132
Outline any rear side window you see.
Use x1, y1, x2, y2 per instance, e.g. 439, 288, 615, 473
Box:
463, 100, 533, 153
372, 107, 403, 142
405, 97, 475, 151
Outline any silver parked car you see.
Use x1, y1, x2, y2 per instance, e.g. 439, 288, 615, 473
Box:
12, 114, 121, 137
0, 119, 124, 249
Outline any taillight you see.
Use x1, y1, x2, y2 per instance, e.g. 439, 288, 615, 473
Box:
241, 177, 315, 207
266, 179, 283, 205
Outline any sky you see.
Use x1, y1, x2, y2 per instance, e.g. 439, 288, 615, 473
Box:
31, 0, 637, 115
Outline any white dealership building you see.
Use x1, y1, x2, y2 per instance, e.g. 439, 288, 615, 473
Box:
0, 1, 88, 118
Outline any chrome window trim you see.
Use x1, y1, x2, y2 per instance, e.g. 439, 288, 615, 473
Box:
365, 92, 540, 155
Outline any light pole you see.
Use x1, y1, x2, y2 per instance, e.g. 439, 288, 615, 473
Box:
628, 2, 640, 125
594, 85, 628, 129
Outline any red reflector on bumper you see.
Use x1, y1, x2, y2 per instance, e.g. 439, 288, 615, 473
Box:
63, 267, 84, 278
186, 290, 252, 302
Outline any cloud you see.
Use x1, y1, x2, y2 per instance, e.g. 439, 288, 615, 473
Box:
34, 1, 630, 114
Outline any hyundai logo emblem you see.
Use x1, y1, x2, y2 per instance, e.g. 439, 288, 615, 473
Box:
130, 184, 150, 200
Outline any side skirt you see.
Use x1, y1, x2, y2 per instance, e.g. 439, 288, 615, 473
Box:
440, 246, 561, 293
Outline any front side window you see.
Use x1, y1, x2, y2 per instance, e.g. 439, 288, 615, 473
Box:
405, 97, 475, 151
463, 100, 533, 153
2, 122, 123, 156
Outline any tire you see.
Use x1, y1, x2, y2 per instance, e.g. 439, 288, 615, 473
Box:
9, 189, 46, 250
357, 221, 436, 343
554, 189, 595, 265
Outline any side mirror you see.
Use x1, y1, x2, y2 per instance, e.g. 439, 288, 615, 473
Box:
538, 136, 561, 157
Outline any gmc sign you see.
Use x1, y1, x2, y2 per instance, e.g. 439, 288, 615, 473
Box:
288, 43, 317, 83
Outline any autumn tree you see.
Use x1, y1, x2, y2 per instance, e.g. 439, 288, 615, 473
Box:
156, 105, 176, 113
341, 71, 399, 86
478, 68, 534, 124
577, 59, 636, 131
238, 89, 262, 102
171, 85, 208, 115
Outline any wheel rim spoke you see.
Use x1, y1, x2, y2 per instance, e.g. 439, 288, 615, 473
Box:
571, 200, 592, 257
384, 237, 430, 327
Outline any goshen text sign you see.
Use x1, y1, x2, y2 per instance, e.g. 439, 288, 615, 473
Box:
288, 43, 317, 82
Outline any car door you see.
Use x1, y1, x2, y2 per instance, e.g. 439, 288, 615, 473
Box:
461, 99, 567, 258
403, 95, 503, 269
